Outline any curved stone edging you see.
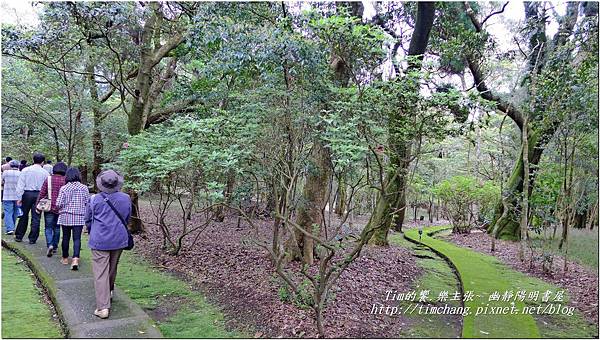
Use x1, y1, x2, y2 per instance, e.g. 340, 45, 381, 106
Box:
2, 239, 70, 337
403, 226, 462, 278
402, 227, 465, 312
403, 226, 541, 338
2, 238, 162, 338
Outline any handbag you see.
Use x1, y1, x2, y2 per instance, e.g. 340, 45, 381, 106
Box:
100, 193, 134, 250
36, 176, 52, 212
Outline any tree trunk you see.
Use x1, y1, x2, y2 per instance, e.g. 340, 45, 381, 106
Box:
125, 43, 151, 234
51, 127, 61, 162
265, 182, 276, 214
363, 2, 435, 245
214, 171, 236, 222
587, 198, 598, 230
85, 62, 105, 191
559, 144, 576, 250
428, 196, 434, 223
124, 4, 185, 234
413, 202, 418, 222
285, 139, 332, 264
519, 115, 529, 262
490, 129, 544, 240
80, 164, 88, 186
334, 174, 346, 216
361, 149, 409, 244
474, 2, 580, 241
284, 2, 360, 261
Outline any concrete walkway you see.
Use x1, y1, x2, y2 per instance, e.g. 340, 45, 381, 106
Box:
2, 237, 161, 338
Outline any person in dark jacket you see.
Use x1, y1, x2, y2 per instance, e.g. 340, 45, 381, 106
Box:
35, 162, 67, 257
85, 170, 131, 319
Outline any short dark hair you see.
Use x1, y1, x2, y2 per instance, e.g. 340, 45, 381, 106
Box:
53, 162, 68, 176
20, 160, 27, 165
33, 153, 45, 164
5, 157, 12, 162
65, 167, 82, 183
46, 160, 52, 164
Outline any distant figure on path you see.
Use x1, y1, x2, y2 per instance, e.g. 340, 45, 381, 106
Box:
1, 157, 13, 172
15, 153, 48, 243
43, 160, 54, 174
1, 157, 13, 203
85, 170, 131, 319
35, 162, 67, 257
56, 167, 90, 270
2, 160, 21, 234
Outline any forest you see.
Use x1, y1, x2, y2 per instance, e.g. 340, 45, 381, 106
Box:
1, 1, 598, 339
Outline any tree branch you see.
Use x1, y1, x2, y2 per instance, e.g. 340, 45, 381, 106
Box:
145, 95, 203, 127
150, 33, 185, 68
481, 2, 509, 26
463, 2, 524, 130
466, 56, 524, 130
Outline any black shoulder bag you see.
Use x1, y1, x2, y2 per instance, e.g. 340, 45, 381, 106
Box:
100, 193, 134, 250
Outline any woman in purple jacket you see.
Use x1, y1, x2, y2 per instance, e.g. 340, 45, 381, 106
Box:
85, 170, 131, 319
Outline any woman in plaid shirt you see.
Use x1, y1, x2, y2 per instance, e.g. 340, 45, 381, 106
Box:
57, 167, 90, 270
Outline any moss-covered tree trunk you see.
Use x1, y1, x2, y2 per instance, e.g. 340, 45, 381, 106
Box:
85, 62, 105, 192
490, 128, 544, 240
466, 2, 581, 241
365, 142, 411, 245
284, 1, 360, 262
363, 2, 435, 245
285, 139, 332, 264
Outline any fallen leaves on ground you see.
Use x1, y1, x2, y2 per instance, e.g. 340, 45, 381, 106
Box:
133, 203, 423, 338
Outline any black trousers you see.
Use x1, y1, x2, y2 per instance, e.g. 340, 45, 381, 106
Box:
61, 225, 83, 258
15, 190, 41, 242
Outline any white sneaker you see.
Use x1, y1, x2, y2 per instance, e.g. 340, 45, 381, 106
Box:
93, 309, 109, 319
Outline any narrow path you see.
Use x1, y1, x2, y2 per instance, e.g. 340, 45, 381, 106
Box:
404, 226, 540, 338
2, 237, 161, 338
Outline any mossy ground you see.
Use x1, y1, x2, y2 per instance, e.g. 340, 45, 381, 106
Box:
405, 226, 597, 338
390, 233, 462, 338
1, 249, 63, 338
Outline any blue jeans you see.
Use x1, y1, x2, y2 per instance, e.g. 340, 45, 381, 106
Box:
44, 212, 60, 249
61, 225, 83, 258
3, 201, 18, 233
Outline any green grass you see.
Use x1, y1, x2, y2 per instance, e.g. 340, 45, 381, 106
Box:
74, 241, 246, 338
2, 249, 63, 339
390, 233, 462, 338
404, 226, 597, 338
117, 252, 246, 338
530, 226, 598, 269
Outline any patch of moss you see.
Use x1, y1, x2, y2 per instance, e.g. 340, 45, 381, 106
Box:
390, 233, 462, 338
2, 249, 63, 338
115, 251, 248, 338
404, 226, 598, 338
